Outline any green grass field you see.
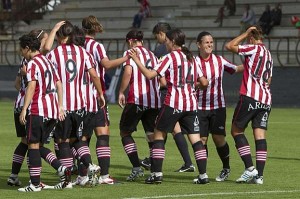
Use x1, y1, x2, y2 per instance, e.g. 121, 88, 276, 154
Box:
0, 100, 299, 199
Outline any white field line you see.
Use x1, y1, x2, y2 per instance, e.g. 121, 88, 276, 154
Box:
123, 190, 300, 199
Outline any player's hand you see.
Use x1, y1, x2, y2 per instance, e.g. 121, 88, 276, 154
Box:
98, 94, 106, 109
19, 109, 27, 125
128, 48, 139, 61
118, 93, 126, 109
53, 21, 66, 32
246, 26, 257, 35
58, 106, 66, 121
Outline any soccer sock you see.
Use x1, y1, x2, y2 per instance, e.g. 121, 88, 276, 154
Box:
216, 142, 230, 169
173, 132, 192, 166
121, 135, 140, 167
152, 140, 165, 173
73, 140, 92, 168
96, 135, 110, 176
39, 146, 61, 170
204, 144, 209, 158
255, 139, 267, 176
58, 142, 73, 169
192, 141, 207, 174
27, 149, 41, 186
234, 134, 253, 169
78, 162, 88, 176
11, 142, 28, 175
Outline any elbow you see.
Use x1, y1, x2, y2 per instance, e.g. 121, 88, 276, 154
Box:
225, 43, 231, 51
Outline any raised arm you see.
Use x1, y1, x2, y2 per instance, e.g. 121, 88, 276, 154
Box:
43, 21, 66, 53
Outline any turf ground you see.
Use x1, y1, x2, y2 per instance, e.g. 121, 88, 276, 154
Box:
0, 100, 299, 199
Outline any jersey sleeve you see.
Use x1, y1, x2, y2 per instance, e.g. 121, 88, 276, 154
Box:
26, 61, 39, 82
154, 55, 171, 77
222, 56, 237, 74
238, 44, 256, 56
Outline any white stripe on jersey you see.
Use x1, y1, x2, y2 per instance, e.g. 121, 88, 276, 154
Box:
155, 50, 202, 111
196, 54, 237, 110
238, 44, 273, 105
122, 46, 160, 108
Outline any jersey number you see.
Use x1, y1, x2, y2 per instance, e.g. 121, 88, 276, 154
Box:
66, 59, 77, 82
253, 56, 272, 82
177, 65, 194, 87
45, 69, 56, 94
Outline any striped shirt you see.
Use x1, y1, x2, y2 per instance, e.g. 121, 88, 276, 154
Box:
238, 43, 273, 105
14, 58, 28, 109
47, 44, 94, 111
196, 54, 237, 110
154, 50, 203, 111
26, 54, 60, 119
122, 46, 160, 108
84, 38, 107, 94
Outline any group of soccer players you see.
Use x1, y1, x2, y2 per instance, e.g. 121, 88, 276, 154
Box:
7, 14, 273, 192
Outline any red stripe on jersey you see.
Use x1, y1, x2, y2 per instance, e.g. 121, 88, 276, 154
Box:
148, 49, 159, 107
37, 57, 48, 118
216, 56, 223, 108
170, 52, 179, 108
208, 57, 215, 109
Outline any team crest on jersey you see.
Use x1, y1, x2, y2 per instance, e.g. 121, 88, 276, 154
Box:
260, 112, 269, 127
78, 121, 83, 137
194, 116, 200, 132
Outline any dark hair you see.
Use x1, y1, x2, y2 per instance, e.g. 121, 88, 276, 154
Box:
29, 29, 46, 42
72, 26, 85, 47
56, 20, 74, 44
250, 25, 263, 40
152, 22, 171, 34
196, 31, 212, 43
82, 15, 103, 35
126, 30, 143, 42
19, 34, 41, 52
166, 28, 193, 61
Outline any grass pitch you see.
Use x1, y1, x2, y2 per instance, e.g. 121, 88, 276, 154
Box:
0, 100, 299, 199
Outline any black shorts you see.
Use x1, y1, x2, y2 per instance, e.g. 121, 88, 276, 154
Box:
94, 104, 110, 128
156, 105, 200, 134
54, 109, 85, 140
198, 108, 226, 137
119, 104, 159, 133
81, 111, 97, 138
232, 95, 272, 130
26, 115, 56, 144
14, 108, 26, 137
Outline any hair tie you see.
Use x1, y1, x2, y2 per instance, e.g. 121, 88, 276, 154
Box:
182, 44, 185, 47
37, 30, 44, 39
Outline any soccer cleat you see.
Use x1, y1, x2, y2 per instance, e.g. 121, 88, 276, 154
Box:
18, 183, 42, 192
253, 175, 264, 185
7, 176, 21, 186
98, 176, 116, 185
140, 157, 151, 170
72, 175, 89, 186
175, 164, 196, 172
215, 168, 230, 182
193, 173, 210, 184
38, 182, 54, 190
126, 168, 144, 181
145, 173, 163, 184
57, 166, 72, 188
236, 168, 258, 183
87, 164, 101, 186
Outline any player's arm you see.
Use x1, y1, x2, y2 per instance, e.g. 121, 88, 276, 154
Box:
226, 26, 257, 53
14, 75, 21, 91
235, 64, 244, 73
129, 49, 158, 80
19, 81, 36, 125
267, 77, 272, 85
118, 65, 131, 108
43, 21, 65, 53
56, 80, 65, 121
88, 67, 105, 108
101, 56, 130, 70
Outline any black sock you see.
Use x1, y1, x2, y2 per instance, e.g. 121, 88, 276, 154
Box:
73, 141, 92, 168
152, 140, 165, 172
27, 149, 41, 186
234, 134, 253, 169
11, 142, 28, 175
255, 139, 267, 176
96, 135, 110, 175
174, 133, 192, 166
216, 142, 230, 169
58, 142, 73, 169
122, 136, 140, 167
40, 146, 61, 170
192, 141, 207, 174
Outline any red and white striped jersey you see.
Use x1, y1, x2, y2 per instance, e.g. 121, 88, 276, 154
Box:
154, 50, 203, 111
238, 43, 273, 105
122, 46, 160, 108
84, 38, 107, 94
196, 54, 237, 110
26, 54, 60, 119
83, 52, 98, 113
47, 44, 94, 111
14, 58, 28, 109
